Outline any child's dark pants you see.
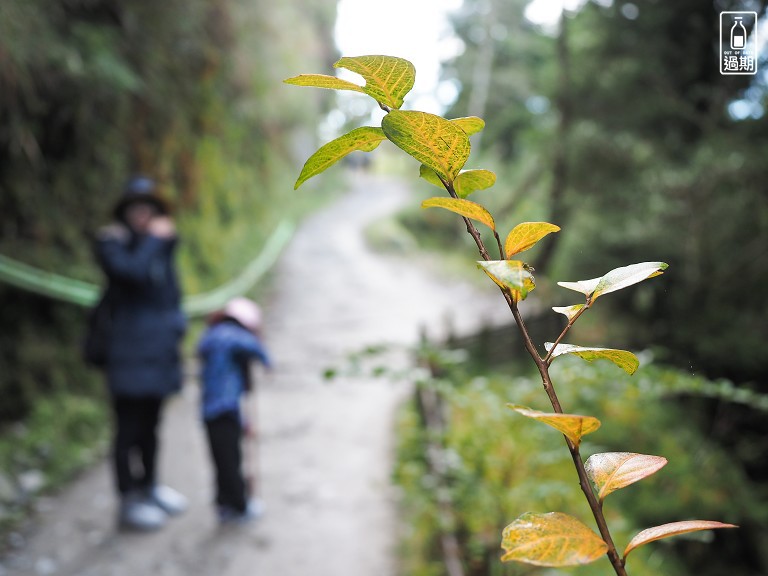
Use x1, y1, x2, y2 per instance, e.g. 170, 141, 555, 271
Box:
205, 411, 247, 512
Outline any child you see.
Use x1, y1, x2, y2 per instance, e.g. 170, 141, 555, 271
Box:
197, 296, 272, 524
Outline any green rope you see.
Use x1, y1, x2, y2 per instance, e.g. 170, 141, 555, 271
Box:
0, 219, 294, 316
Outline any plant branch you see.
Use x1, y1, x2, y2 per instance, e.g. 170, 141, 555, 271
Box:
505, 295, 626, 575
442, 178, 492, 261
543, 301, 590, 365
494, 230, 504, 260
439, 136, 627, 576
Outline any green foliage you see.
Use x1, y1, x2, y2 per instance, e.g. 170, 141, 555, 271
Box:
0, 0, 338, 424
0, 389, 108, 531
394, 355, 759, 576
445, 0, 768, 383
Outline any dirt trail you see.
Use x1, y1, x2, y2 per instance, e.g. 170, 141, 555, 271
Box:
0, 173, 503, 576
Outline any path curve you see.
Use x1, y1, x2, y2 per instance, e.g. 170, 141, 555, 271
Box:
1, 173, 503, 576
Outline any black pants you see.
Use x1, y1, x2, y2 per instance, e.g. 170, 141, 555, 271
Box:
112, 395, 164, 495
205, 411, 247, 512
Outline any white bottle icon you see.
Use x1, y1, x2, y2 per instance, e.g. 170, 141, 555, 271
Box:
731, 17, 746, 49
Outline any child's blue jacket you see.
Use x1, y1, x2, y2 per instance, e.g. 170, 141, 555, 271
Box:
197, 320, 271, 421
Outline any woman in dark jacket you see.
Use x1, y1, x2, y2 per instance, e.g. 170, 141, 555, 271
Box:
95, 175, 188, 531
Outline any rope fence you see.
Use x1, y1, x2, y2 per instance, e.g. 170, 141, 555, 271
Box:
0, 219, 295, 317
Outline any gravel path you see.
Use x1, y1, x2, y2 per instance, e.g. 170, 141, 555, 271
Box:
0, 172, 503, 576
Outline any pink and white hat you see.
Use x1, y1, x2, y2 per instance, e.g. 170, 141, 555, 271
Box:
223, 297, 262, 333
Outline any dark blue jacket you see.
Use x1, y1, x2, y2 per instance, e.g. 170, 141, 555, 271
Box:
197, 320, 271, 421
95, 227, 186, 398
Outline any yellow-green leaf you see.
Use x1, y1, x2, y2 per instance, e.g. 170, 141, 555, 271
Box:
419, 166, 496, 198
451, 116, 485, 136
552, 304, 584, 322
284, 73, 366, 94
623, 521, 738, 560
419, 164, 445, 188
508, 405, 601, 446
455, 169, 496, 198
558, 262, 668, 303
504, 222, 560, 258
585, 452, 668, 502
422, 197, 495, 230
544, 343, 640, 375
501, 512, 608, 567
382, 110, 470, 182
477, 260, 535, 301
335, 55, 415, 110
294, 127, 386, 189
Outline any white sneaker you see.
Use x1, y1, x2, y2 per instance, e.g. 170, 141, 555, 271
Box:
119, 494, 167, 531
146, 485, 188, 516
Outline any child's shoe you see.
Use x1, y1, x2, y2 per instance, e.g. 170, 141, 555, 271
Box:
217, 499, 264, 526
145, 484, 188, 516
119, 493, 167, 532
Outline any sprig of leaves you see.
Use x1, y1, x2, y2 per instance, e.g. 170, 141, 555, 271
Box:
286, 54, 735, 575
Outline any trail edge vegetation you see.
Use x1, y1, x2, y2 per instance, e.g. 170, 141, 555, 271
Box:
284, 54, 736, 575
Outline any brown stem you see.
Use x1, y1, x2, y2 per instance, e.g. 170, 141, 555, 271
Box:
442, 178, 492, 261
507, 297, 627, 576
543, 301, 590, 365
439, 176, 626, 573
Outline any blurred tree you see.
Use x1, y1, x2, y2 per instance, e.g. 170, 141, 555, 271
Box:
0, 0, 337, 423
444, 1, 768, 574
445, 0, 768, 382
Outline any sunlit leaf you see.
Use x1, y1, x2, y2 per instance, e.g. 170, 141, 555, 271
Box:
552, 304, 584, 321
592, 261, 668, 302
585, 452, 668, 502
544, 343, 640, 375
623, 521, 738, 560
419, 167, 496, 198
294, 127, 386, 189
455, 169, 496, 198
382, 110, 470, 182
283, 73, 366, 94
335, 55, 415, 109
558, 262, 668, 303
557, 278, 600, 297
508, 405, 601, 446
451, 116, 485, 136
477, 260, 535, 301
501, 512, 608, 567
422, 197, 495, 230
505, 222, 561, 258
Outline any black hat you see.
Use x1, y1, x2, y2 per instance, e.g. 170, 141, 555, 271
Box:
112, 175, 171, 222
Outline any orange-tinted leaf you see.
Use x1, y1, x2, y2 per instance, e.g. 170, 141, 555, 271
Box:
335, 55, 415, 109
504, 222, 560, 258
544, 343, 640, 375
585, 452, 668, 502
422, 197, 495, 230
501, 512, 608, 567
508, 405, 601, 446
477, 260, 535, 301
382, 110, 470, 182
624, 521, 738, 560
